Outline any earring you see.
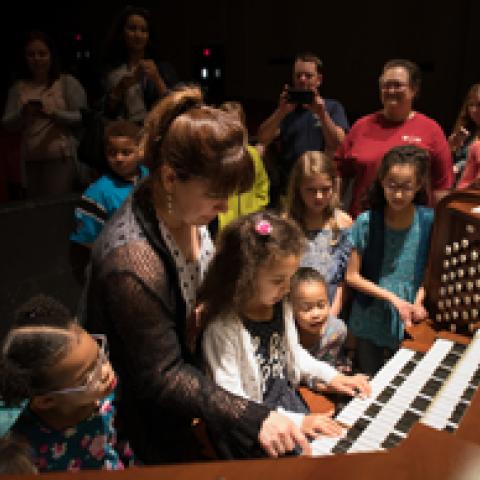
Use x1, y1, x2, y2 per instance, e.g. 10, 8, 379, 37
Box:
167, 193, 173, 215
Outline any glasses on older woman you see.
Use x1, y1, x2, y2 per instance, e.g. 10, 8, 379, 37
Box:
48, 334, 109, 395
379, 80, 409, 91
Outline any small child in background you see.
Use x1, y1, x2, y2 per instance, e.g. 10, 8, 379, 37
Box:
286, 151, 353, 317
0, 436, 37, 475
290, 267, 350, 374
217, 101, 269, 230
0, 295, 134, 472
70, 119, 149, 248
345, 145, 433, 376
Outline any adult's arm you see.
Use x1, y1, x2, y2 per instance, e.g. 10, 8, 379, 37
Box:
310, 98, 348, 156
49, 75, 87, 126
257, 86, 295, 147
2, 83, 24, 130
429, 122, 454, 204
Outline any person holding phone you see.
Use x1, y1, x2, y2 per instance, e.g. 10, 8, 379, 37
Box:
2, 31, 87, 198
257, 53, 349, 207
102, 6, 178, 125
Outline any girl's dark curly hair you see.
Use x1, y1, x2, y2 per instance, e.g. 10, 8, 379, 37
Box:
0, 295, 76, 406
365, 145, 430, 210
198, 211, 306, 323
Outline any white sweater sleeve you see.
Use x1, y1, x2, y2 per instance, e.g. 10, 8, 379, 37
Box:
202, 319, 251, 400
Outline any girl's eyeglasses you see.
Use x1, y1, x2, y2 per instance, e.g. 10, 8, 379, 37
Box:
47, 334, 109, 395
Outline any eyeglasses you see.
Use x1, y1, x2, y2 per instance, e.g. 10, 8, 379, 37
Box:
383, 181, 416, 193
379, 80, 409, 91
48, 334, 109, 395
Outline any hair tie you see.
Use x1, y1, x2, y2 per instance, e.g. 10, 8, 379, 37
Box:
255, 219, 272, 236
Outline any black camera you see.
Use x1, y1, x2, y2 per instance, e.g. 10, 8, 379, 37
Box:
286, 88, 314, 105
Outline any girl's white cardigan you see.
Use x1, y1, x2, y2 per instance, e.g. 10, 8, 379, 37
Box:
202, 301, 338, 403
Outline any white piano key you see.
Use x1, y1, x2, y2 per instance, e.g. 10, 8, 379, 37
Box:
344, 340, 454, 453
422, 333, 480, 431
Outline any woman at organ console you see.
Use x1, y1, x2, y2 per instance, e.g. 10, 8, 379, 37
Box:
345, 146, 434, 376
84, 85, 318, 463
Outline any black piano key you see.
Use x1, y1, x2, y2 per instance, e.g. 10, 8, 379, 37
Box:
441, 353, 461, 368
394, 410, 421, 434
432, 366, 451, 380
413, 351, 424, 362
331, 438, 353, 454
420, 378, 443, 398
364, 403, 382, 418
377, 386, 396, 404
444, 424, 456, 433
451, 343, 467, 355
391, 375, 406, 387
448, 402, 469, 424
399, 361, 417, 376
462, 386, 476, 402
470, 368, 480, 386
346, 417, 370, 442
410, 395, 430, 413
381, 432, 404, 449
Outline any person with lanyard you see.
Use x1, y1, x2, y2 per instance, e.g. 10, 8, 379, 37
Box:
84, 85, 320, 463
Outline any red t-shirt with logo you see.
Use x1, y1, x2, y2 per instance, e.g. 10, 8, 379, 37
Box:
335, 111, 453, 217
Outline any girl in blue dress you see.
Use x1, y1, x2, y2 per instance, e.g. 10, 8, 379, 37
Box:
345, 145, 434, 376
286, 150, 353, 317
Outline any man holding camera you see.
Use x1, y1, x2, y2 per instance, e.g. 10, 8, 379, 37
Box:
258, 53, 349, 204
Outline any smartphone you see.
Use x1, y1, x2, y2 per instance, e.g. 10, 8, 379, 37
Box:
287, 88, 314, 105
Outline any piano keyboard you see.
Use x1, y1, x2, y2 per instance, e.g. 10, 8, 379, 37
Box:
311, 331, 480, 456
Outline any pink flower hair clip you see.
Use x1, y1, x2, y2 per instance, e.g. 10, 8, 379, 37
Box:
255, 219, 272, 236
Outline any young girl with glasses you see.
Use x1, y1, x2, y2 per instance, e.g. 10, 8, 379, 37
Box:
345, 145, 434, 376
199, 212, 370, 458
0, 295, 134, 472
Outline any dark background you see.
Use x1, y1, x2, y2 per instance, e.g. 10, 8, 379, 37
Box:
1, 0, 480, 133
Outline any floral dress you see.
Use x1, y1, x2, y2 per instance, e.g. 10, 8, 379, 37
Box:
9, 392, 134, 472
300, 210, 353, 303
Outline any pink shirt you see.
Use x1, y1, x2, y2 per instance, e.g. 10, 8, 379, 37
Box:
335, 111, 453, 217
457, 140, 480, 189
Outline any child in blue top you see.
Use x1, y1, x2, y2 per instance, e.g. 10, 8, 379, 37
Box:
70, 120, 148, 247
286, 151, 353, 317
345, 145, 434, 376
0, 295, 134, 472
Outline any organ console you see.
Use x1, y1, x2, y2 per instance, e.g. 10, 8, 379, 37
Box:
5, 190, 480, 479
424, 188, 480, 334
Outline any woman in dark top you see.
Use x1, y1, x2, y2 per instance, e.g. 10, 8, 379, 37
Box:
101, 6, 178, 124
85, 85, 311, 463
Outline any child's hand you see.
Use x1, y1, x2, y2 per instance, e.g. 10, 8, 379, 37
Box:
329, 373, 371, 399
392, 297, 415, 327
301, 411, 345, 439
412, 304, 428, 322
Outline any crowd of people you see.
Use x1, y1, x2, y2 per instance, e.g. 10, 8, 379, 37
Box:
1, 4, 480, 476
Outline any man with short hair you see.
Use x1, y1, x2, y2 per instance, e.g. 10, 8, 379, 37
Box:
258, 53, 349, 203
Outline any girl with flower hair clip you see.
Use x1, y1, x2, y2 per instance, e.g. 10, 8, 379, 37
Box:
199, 212, 370, 457
0, 295, 134, 472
